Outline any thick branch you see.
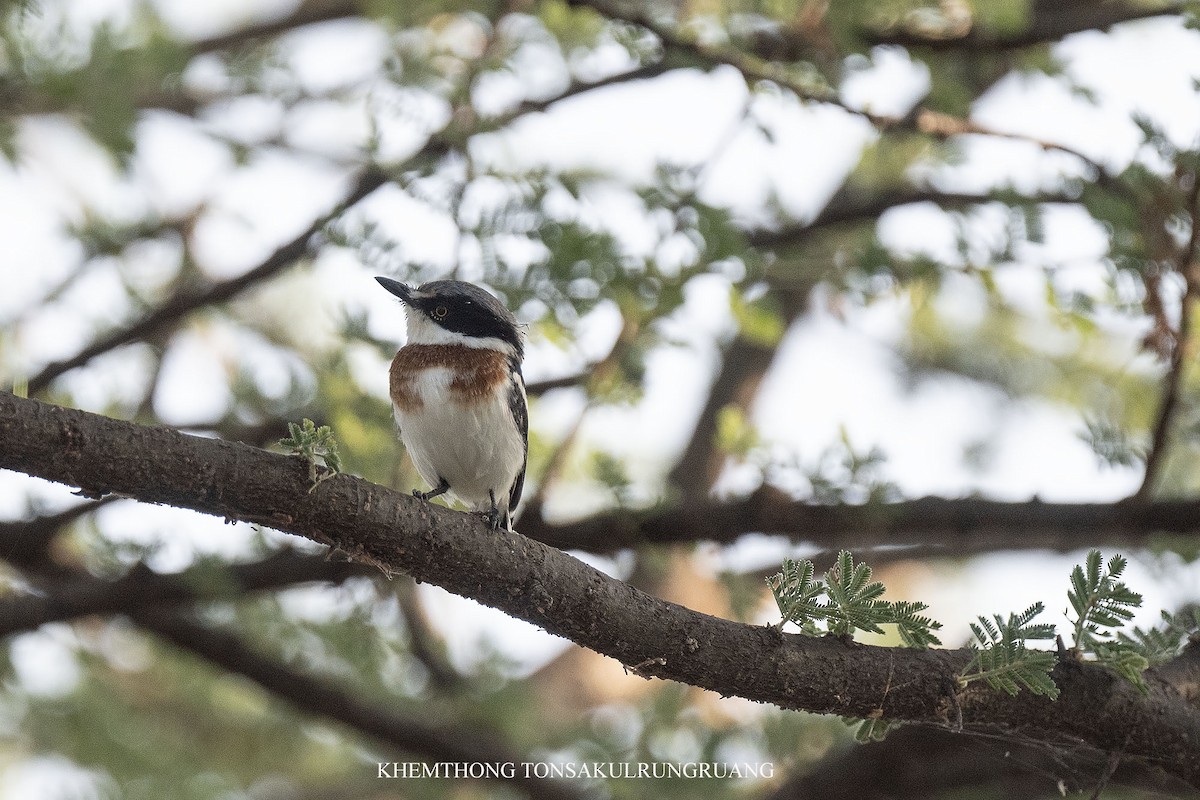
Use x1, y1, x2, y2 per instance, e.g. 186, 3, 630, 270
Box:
519, 485, 1200, 555
2, 394, 1199, 785
765, 724, 1200, 800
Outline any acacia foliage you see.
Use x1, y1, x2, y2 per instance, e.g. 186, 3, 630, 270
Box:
3, 1, 1200, 799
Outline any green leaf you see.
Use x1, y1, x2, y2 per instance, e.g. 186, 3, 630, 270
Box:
885, 600, 943, 648
842, 715, 898, 743
1092, 642, 1150, 694
767, 558, 824, 633
730, 286, 786, 347
823, 550, 888, 638
1068, 550, 1143, 653
960, 602, 1059, 699
279, 419, 343, 489
1118, 608, 1200, 666
768, 552, 941, 646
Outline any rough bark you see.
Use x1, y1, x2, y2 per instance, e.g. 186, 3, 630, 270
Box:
1, 394, 1199, 786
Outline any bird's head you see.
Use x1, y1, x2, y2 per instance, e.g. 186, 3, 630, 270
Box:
375, 277, 523, 358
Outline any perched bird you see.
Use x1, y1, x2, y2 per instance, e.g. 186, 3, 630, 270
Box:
375, 277, 528, 531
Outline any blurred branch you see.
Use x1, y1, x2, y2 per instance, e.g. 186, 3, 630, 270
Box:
667, 288, 806, 503
747, 187, 1081, 250
23, 52, 695, 396
3, 395, 1200, 786
522, 311, 638, 520
513, 60, 678, 116
192, 0, 362, 55
1136, 174, 1200, 500
864, 2, 1190, 52
25, 167, 390, 396
520, 403, 589, 524
570, 0, 1125, 189
522, 485, 1200, 555
761, 723, 1200, 800
394, 578, 464, 692
0, 497, 120, 571
525, 371, 589, 395
133, 609, 588, 800
568, 0, 854, 112
0, 548, 364, 637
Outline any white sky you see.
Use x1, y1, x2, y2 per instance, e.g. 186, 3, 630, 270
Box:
3, 5, 1200, 794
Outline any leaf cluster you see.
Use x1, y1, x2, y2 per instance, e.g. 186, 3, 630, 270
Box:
279, 419, 343, 489
1117, 607, 1200, 666
960, 602, 1059, 698
767, 550, 942, 647
960, 551, 1185, 698
1068, 550, 1147, 689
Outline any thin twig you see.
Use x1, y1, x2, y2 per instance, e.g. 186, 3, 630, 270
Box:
23, 56, 687, 396
571, 0, 1128, 194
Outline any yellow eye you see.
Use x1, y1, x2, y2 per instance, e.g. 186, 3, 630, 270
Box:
432, 306, 448, 320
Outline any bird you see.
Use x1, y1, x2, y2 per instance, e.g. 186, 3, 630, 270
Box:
375, 276, 528, 531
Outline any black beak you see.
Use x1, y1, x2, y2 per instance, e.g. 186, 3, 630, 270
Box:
375, 276, 412, 304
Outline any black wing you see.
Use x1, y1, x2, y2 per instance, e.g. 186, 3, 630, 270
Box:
506, 367, 529, 513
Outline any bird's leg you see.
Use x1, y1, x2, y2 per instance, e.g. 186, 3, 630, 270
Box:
479, 489, 505, 531
414, 478, 450, 502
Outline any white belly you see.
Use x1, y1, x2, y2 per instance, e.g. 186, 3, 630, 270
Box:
394, 367, 525, 512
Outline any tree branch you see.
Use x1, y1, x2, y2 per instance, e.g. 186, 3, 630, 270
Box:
763, 724, 1200, 800
667, 290, 806, 502
20, 53, 683, 397
520, 485, 1200, 555
25, 167, 391, 396
133, 609, 588, 800
1136, 175, 1200, 500
0, 497, 120, 569
191, 0, 362, 55
0, 548, 362, 637
746, 188, 1081, 251
864, 2, 1189, 52
2, 394, 1199, 785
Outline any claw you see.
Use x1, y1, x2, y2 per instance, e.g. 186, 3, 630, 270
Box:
414, 478, 450, 502
482, 489, 508, 532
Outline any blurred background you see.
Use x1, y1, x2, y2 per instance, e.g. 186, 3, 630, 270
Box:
3, 0, 1200, 797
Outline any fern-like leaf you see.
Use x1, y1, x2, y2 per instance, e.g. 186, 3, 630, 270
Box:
767, 558, 823, 632
769, 552, 943, 647
960, 603, 1059, 699
885, 600, 943, 648
823, 550, 888, 637
1068, 550, 1142, 652
1117, 607, 1200, 666
1092, 641, 1151, 693
279, 419, 343, 490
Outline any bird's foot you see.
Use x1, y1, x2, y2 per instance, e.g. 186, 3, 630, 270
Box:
479, 490, 508, 532
413, 478, 450, 502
